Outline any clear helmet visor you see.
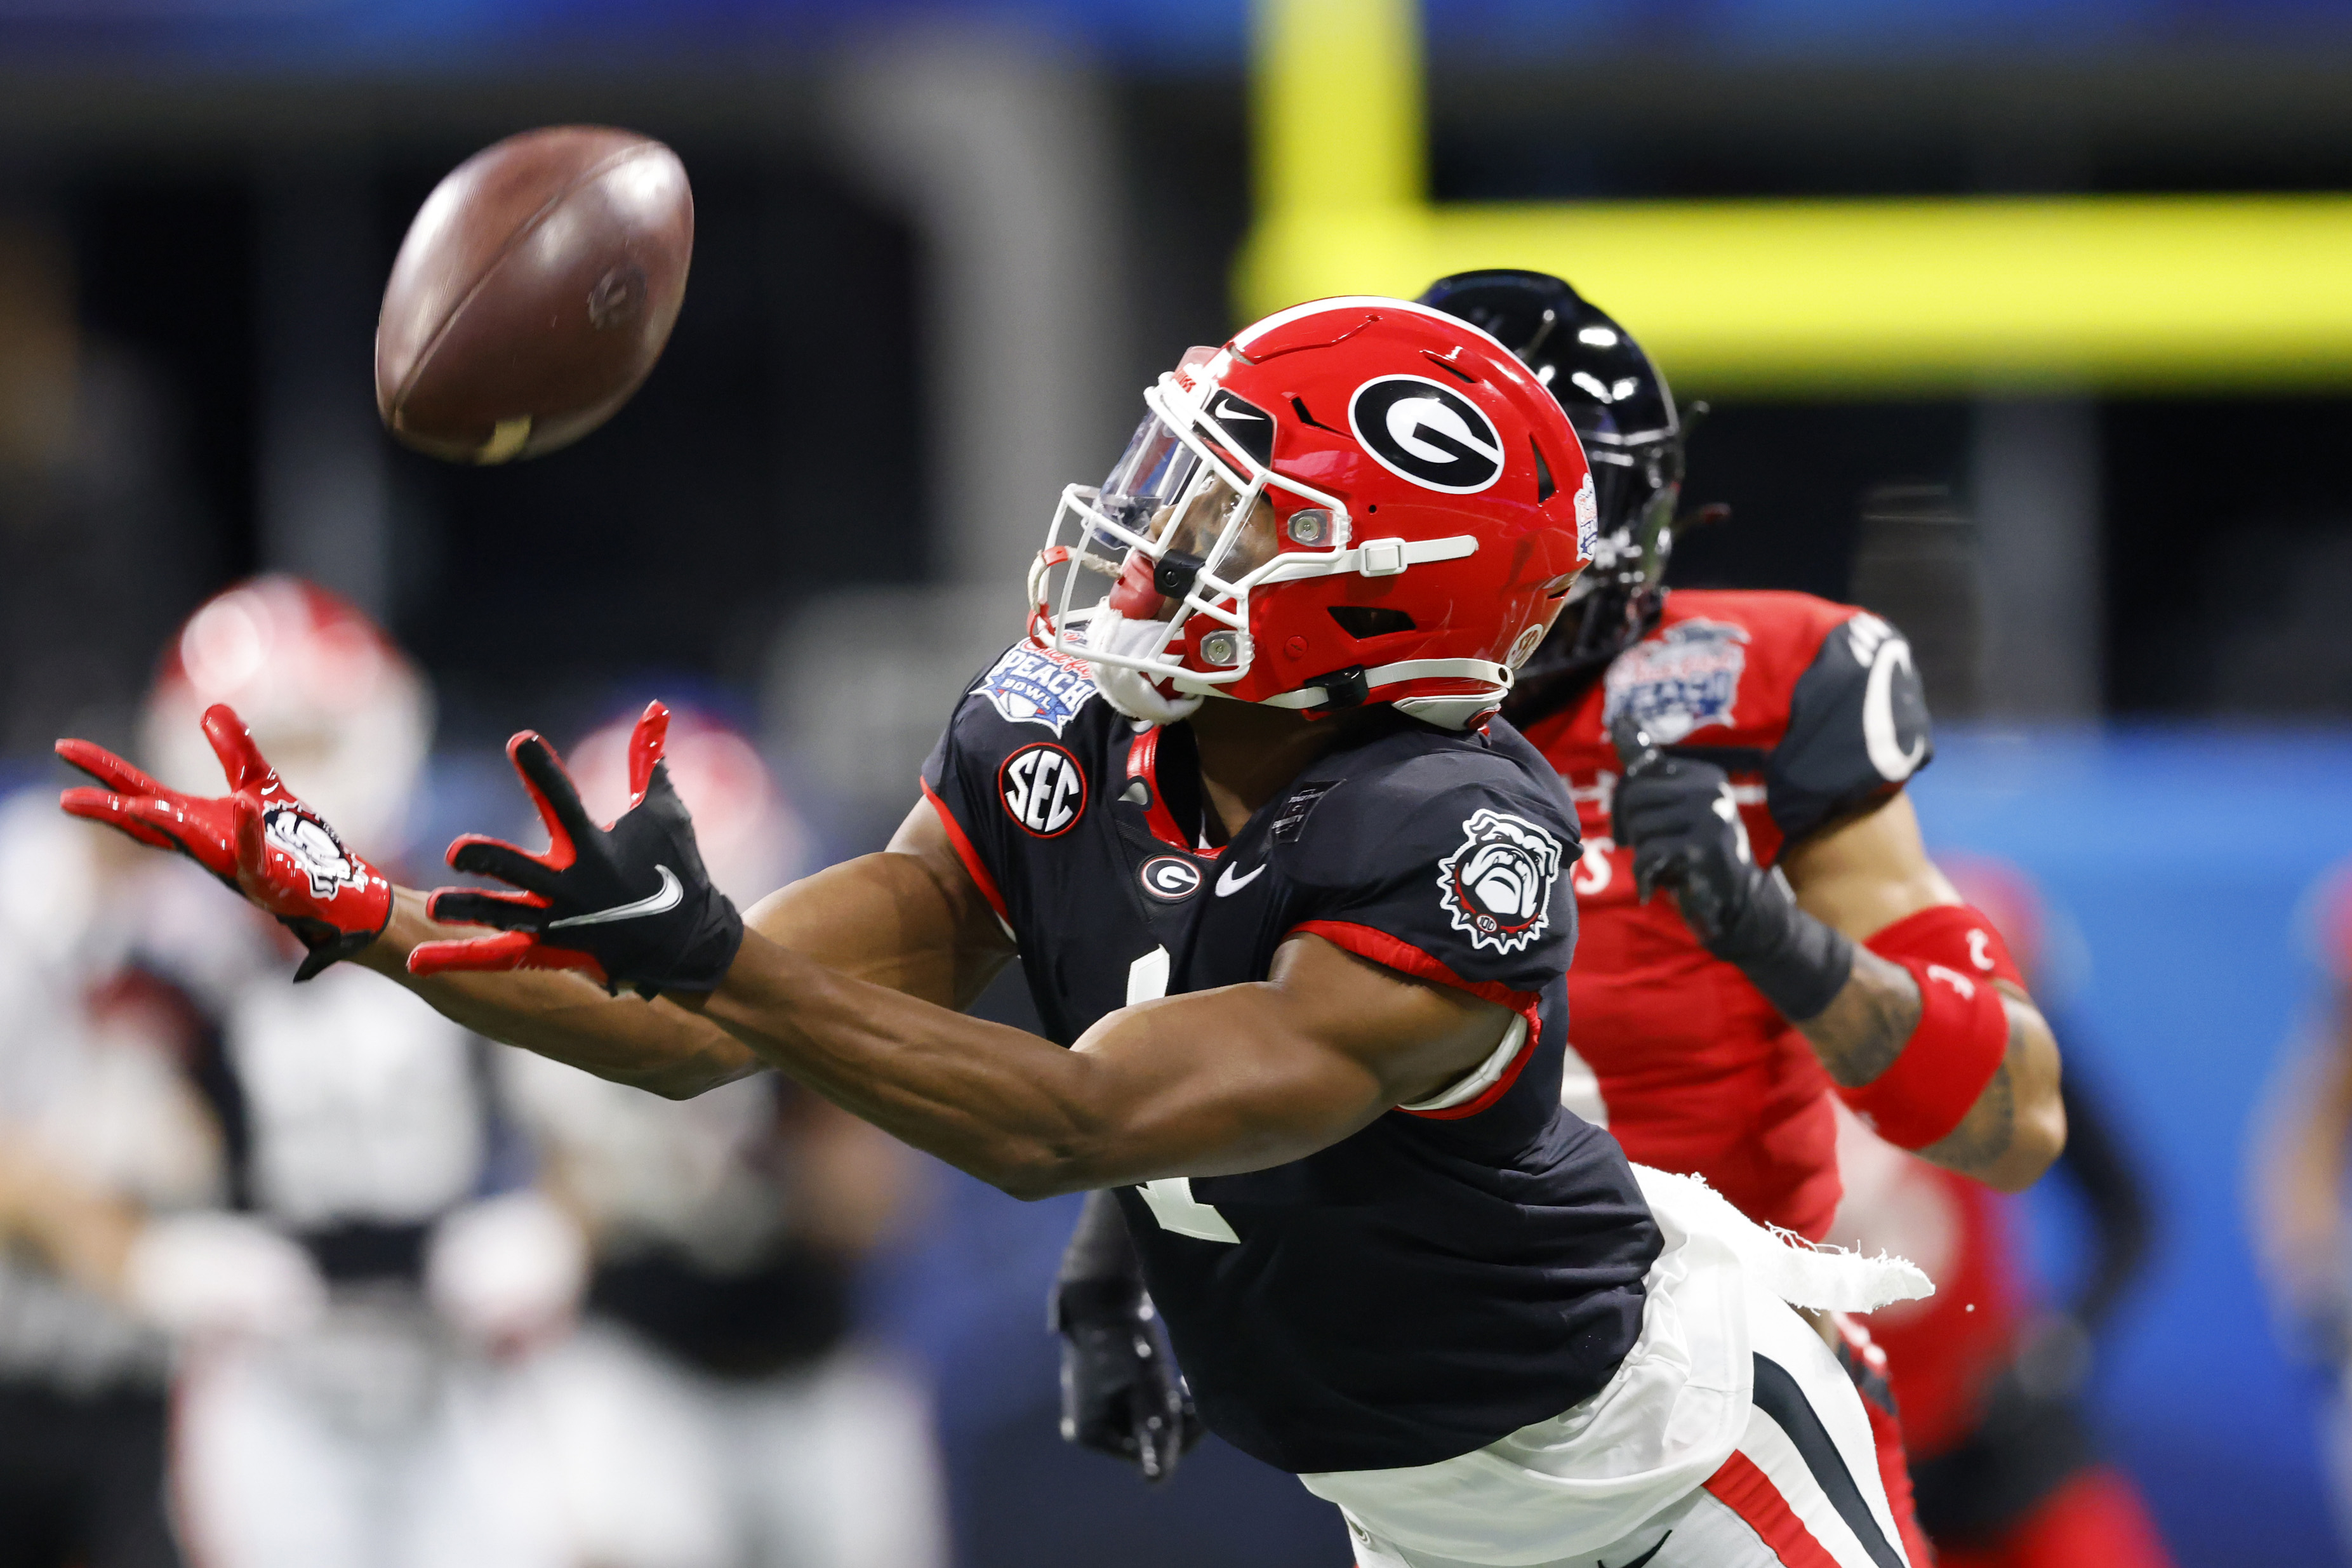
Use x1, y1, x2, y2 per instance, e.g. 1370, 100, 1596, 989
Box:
1048, 404, 1284, 628
1030, 369, 1353, 721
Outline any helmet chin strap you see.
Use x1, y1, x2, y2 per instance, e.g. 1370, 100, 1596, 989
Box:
1086, 610, 1511, 733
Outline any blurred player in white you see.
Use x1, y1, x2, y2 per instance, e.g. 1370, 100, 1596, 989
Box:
129, 578, 580, 1568
0, 783, 233, 1568
498, 706, 949, 1568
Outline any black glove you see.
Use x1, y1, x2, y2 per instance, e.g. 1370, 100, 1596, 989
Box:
1610, 712, 1853, 1021
1053, 1277, 1204, 1482
1051, 1190, 1202, 1482
410, 701, 743, 999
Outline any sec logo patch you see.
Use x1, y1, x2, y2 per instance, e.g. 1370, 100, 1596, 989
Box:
999, 743, 1087, 837
1139, 855, 1204, 901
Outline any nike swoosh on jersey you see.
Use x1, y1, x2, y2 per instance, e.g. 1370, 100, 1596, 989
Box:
1600, 1532, 1670, 1568
1214, 862, 1266, 897
547, 865, 684, 929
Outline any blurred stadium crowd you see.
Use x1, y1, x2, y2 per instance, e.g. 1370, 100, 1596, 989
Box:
3, 2, 2352, 1567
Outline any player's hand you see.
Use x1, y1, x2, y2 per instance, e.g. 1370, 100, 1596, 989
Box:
409, 701, 743, 998
58, 705, 393, 981
1609, 711, 1775, 950
1052, 1279, 1204, 1482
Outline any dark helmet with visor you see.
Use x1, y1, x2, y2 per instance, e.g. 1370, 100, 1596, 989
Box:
1416, 270, 1684, 698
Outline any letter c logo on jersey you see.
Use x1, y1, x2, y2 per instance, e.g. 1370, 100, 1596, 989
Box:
1348, 375, 1504, 495
1436, 808, 1564, 955
999, 743, 1087, 838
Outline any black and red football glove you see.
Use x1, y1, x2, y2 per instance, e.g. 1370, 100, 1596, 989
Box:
1053, 1277, 1204, 1483
57, 705, 394, 981
1609, 710, 1853, 1023
409, 701, 743, 998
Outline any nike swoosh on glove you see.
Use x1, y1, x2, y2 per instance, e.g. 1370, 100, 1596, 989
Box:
1052, 1279, 1204, 1484
57, 705, 393, 981
409, 701, 743, 999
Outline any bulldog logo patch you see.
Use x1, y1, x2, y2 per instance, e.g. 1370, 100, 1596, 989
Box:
1600, 619, 1750, 745
262, 804, 366, 901
974, 644, 1097, 736
1436, 808, 1564, 955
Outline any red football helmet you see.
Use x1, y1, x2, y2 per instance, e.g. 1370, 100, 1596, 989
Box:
1031, 297, 1595, 730
141, 576, 432, 853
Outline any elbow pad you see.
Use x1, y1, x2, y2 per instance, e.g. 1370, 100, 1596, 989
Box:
1836, 905, 2019, 1150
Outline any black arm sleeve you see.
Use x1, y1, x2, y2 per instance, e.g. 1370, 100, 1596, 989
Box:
1053, 1190, 1145, 1319
1767, 611, 1934, 847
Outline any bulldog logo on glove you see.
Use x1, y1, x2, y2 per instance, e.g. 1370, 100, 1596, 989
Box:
262, 803, 366, 901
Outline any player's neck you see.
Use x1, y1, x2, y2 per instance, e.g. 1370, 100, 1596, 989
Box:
1186, 698, 1380, 846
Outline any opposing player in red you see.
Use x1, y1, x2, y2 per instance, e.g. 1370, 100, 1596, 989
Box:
1836, 857, 2174, 1568
63, 300, 1942, 1567
1412, 271, 2069, 1563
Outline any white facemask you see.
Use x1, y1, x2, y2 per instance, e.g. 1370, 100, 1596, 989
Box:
1086, 609, 1205, 726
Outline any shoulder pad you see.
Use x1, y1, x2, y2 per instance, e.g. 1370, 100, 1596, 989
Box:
1768, 611, 1934, 845
1271, 745, 1578, 892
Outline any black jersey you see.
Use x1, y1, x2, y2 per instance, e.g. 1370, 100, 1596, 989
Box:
921, 644, 1662, 1473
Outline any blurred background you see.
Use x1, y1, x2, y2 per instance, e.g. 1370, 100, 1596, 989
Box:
2, 0, 2351, 1564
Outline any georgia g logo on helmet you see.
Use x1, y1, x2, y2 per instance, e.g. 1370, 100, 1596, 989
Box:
1348, 375, 1506, 495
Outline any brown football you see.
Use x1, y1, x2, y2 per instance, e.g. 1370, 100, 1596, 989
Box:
376, 126, 693, 464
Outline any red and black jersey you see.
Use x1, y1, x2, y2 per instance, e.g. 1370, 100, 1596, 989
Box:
1516, 590, 1934, 1240
921, 642, 1660, 1475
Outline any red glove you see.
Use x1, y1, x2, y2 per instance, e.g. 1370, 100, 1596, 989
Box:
57, 705, 394, 981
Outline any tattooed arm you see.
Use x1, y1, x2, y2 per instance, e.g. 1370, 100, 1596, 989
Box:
1611, 715, 2062, 1192
1782, 793, 2063, 1191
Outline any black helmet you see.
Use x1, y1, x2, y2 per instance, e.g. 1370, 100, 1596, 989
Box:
1417, 269, 1685, 703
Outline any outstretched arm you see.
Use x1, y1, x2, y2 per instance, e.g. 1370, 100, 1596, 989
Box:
56, 704, 1015, 1101
684, 924, 1507, 1198
351, 801, 1016, 1098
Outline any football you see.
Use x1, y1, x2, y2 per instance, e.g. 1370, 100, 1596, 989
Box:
375, 126, 693, 464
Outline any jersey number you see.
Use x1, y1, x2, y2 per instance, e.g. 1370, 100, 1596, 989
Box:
1123, 948, 1240, 1244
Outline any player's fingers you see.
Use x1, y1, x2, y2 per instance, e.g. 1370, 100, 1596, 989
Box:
54, 738, 163, 796
1630, 840, 1684, 904
410, 935, 608, 986
201, 705, 278, 793
58, 788, 177, 852
446, 834, 569, 897
1607, 711, 1662, 774
427, 887, 549, 932
126, 796, 236, 875
230, 790, 267, 877
1615, 797, 1699, 844
625, 701, 671, 807
1133, 1384, 1179, 1482
407, 931, 540, 976
506, 733, 596, 863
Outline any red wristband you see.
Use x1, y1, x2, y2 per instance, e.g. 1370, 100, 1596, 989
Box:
1865, 902, 2028, 991
1835, 954, 2010, 1150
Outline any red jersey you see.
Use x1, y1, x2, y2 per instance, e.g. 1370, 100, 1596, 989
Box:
1829, 1105, 2024, 1454
1517, 589, 1934, 1240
